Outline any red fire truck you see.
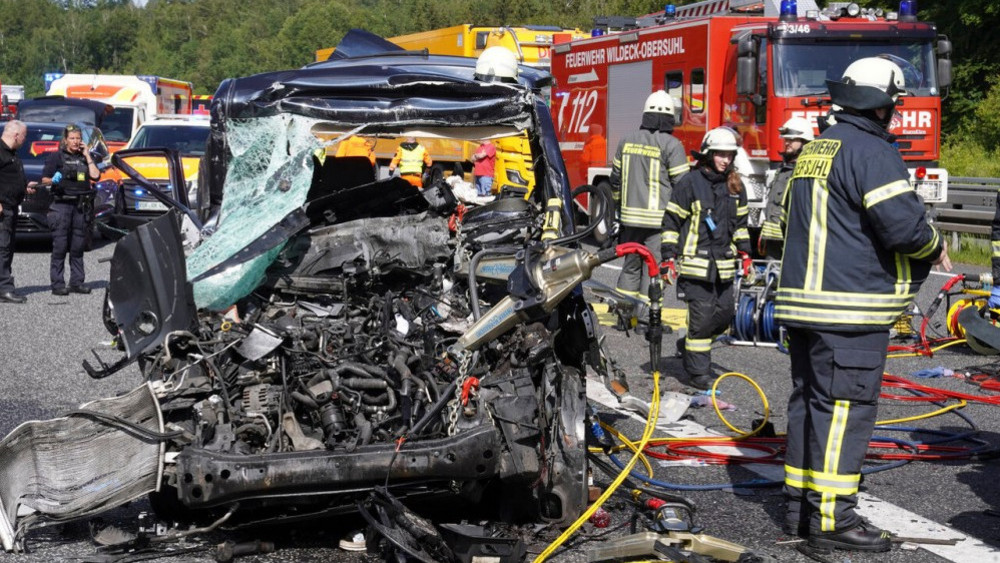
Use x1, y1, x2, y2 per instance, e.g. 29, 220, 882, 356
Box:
551, 0, 952, 227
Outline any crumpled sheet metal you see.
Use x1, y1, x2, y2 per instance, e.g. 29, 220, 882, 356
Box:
0, 384, 164, 552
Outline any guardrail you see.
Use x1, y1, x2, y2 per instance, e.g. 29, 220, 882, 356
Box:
932, 176, 999, 238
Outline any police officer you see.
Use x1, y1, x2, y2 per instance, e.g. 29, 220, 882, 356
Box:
0, 120, 33, 303
660, 127, 750, 390
388, 136, 432, 189
42, 124, 100, 296
776, 57, 950, 551
758, 116, 814, 258
610, 90, 688, 303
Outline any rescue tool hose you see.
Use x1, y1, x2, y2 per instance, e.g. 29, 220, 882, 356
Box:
545, 183, 615, 247
532, 369, 661, 563
533, 243, 661, 562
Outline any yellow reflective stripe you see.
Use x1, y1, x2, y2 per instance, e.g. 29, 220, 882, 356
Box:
661, 232, 679, 244
775, 305, 908, 325
820, 400, 851, 531
669, 163, 690, 177
621, 156, 630, 206
820, 492, 836, 531
683, 201, 701, 257
785, 466, 860, 495
805, 179, 829, 292
863, 179, 912, 209
993, 240, 1000, 258
894, 253, 911, 295
736, 205, 749, 217
649, 157, 660, 208
621, 208, 666, 220
733, 228, 750, 242
666, 201, 689, 219
908, 226, 939, 260
776, 288, 913, 308
760, 221, 783, 239
615, 288, 642, 298
685, 337, 712, 352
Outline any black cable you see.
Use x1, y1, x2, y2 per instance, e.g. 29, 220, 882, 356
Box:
66, 410, 185, 441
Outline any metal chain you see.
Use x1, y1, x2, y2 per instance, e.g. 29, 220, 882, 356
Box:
447, 353, 472, 436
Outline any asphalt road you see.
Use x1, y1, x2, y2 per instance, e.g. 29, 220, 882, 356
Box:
1, 236, 1000, 562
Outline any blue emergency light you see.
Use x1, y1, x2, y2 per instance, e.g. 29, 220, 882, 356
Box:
779, 0, 797, 20
591, 28, 605, 37
134, 189, 145, 197
664, 4, 677, 18
899, 0, 917, 17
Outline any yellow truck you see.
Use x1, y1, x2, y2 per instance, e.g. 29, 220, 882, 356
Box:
317, 25, 588, 195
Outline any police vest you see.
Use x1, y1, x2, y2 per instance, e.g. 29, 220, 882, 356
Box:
398, 146, 427, 176
58, 151, 92, 197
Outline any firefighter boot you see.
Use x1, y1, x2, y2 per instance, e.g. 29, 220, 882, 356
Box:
807, 521, 891, 553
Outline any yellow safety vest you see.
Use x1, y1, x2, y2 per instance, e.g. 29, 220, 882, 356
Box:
399, 145, 428, 176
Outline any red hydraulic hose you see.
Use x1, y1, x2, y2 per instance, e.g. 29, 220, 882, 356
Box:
614, 242, 659, 277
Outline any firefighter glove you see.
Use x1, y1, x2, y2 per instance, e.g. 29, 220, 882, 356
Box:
989, 287, 1000, 309
659, 260, 677, 285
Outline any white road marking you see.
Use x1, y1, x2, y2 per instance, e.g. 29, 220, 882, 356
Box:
585, 377, 1000, 561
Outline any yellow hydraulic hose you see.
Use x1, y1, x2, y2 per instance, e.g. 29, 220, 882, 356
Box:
532, 370, 661, 563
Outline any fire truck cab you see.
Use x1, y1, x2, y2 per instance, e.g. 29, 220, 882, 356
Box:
552, 0, 952, 228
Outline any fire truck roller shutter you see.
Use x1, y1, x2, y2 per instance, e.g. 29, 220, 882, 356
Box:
606, 60, 653, 170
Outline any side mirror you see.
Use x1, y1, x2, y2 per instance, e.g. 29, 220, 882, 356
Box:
737, 56, 758, 96
937, 37, 952, 58
937, 58, 952, 91
89, 142, 109, 164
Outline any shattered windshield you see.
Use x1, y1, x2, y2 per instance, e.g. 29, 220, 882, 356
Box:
187, 114, 319, 310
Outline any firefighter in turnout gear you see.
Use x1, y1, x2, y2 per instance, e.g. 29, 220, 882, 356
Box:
776, 57, 950, 552
610, 90, 688, 302
758, 117, 814, 259
661, 127, 750, 390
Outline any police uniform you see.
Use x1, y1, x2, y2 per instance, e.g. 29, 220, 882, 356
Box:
776, 111, 942, 537
0, 138, 27, 296
43, 148, 95, 292
610, 128, 688, 299
661, 164, 750, 382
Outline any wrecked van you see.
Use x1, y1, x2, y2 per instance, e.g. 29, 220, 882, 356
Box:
0, 30, 621, 553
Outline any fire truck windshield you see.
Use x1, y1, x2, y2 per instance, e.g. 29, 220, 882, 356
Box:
772, 40, 938, 98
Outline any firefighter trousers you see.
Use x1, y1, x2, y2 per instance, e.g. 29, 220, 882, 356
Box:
677, 277, 733, 378
784, 328, 888, 534
615, 225, 661, 300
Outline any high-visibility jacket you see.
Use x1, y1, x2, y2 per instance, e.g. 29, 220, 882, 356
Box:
775, 112, 943, 331
661, 165, 750, 282
335, 135, 376, 166
391, 143, 432, 176
610, 129, 688, 228
759, 160, 795, 244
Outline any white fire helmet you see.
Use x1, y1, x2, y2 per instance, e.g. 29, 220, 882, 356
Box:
643, 90, 675, 116
827, 56, 907, 111
778, 117, 815, 141
474, 46, 519, 83
700, 127, 740, 153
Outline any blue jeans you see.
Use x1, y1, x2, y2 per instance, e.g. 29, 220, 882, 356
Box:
475, 176, 493, 196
